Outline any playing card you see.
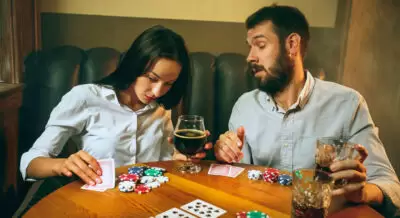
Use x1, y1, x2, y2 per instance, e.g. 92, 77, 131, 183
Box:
81, 158, 115, 191
181, 199, 226, 218
80, 185, 107, 192
155, 207, 197, 218
208, 164, 230, 176
228, 166, 245, 178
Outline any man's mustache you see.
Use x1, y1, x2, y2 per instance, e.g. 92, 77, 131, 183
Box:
250, 63, 266, 73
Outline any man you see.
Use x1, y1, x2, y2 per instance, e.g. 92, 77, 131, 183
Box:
214, 5, 400, 217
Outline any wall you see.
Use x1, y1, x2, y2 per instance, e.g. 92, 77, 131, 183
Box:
40, 0, 349, 82
342, 0, 400, 174
37, 0, 338, 27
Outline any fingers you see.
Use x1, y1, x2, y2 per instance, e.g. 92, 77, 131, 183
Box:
330, 159, 366, 173
65, 158, 96, 185
192, 152, 206, 159
66, 152, 102, 185
355, 144, 368, 163
330, 169, 367, 182
167, 137, 173, 144
60, 167, 72, 177
204, 142, 213, 150
78, 151, 102, 176
219, 135, 242, 162
237, 126, 245, 149
215, 146, 235, 163
332, 182, 366, 196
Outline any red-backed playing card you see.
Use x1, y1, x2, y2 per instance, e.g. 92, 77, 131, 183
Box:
208, 164, 230, 176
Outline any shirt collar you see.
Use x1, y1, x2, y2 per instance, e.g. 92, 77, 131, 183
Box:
264, 70, 315, 110
100, 85, 158, 112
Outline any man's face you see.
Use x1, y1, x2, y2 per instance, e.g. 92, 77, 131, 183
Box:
246, 21, 294, 96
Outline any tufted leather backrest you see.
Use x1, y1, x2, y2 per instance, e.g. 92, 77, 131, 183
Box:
19, 46, 251, 160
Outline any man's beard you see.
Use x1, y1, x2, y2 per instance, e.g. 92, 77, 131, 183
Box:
252, 47, 294, 97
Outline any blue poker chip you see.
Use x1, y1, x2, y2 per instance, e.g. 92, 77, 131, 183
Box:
278, 174, 292, 186
128, 166, 147, 176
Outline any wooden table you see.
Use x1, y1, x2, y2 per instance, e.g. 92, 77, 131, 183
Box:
24, 161, 383, 218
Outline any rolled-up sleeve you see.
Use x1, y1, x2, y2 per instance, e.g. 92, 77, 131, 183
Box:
348, 93, 400, 217
20, 86, 88, 181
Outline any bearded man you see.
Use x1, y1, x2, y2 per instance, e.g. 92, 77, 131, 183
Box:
214, 4, 400, 217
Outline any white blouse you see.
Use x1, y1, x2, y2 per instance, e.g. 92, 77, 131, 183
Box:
20, 84, 174, 180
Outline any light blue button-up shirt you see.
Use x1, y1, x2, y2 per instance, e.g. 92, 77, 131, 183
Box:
20, 84, 174, 180
229, 71, 400, 216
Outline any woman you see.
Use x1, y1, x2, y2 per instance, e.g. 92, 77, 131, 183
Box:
20, 25, 210, 187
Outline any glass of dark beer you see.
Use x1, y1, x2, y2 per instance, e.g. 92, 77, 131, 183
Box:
173, 115, 207, 173
291, 168, 333, 218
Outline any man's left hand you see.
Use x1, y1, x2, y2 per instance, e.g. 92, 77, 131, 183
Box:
330, 144, 370, 203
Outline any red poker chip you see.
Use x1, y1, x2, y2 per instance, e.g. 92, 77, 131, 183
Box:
119, 173, 139, 182
135, 184, 151, 194
236, 211, 247, 218
265, 168, 279, 173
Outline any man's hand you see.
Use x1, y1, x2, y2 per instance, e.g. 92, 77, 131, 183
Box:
330, 144, 382, 204
168, 130, 213, 161
215, 126, 245, 163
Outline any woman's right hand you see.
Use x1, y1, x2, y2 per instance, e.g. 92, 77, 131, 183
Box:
54, 150, 103, 185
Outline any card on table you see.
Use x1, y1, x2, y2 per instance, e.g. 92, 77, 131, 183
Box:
181, 199, 226, 218
155, 207, 197, 218
228, 166, 245, 178
81, 158, 115, 191
208, 164, 244, 178
208, 164, 230, 176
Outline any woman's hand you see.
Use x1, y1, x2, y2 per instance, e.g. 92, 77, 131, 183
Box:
53, 150, 103, 185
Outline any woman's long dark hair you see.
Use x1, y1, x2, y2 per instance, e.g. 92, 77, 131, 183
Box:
96, 25, 190, 110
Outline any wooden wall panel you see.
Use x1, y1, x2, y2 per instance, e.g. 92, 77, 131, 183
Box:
342, 0, 400, 174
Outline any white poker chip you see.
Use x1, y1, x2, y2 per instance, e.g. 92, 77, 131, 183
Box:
248, 170, 262, 180
118, 181, 135, 192
145, 181, 161, 189
140, 176, 156, 184
155, 176, 169, 183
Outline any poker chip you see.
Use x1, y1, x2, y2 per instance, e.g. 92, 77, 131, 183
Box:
135, 184, 151, 194
150, 167, 166, 172
248, 170, 262, 180
118, 181, 135, 193
262, 168, 280, 183
128, 166, 146, 176
278, 174, 292, 186
155, 176, 169, 183
246, 210, 268, 218
236, 211, 247, 218
144, 168, 163, 177
140, 176, 156, 184
118, 173, 139, 182
145, 181, 161, 189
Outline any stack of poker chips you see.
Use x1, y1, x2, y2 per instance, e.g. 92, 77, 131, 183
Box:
277, 174, 292, 186
262, 168, 280, 183
236, 210, 269, 218
248, 170, 262, 180
247, 168, 292, 186
118, 166, 169, 194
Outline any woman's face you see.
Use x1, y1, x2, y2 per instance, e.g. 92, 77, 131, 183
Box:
133, 58, 181, 105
